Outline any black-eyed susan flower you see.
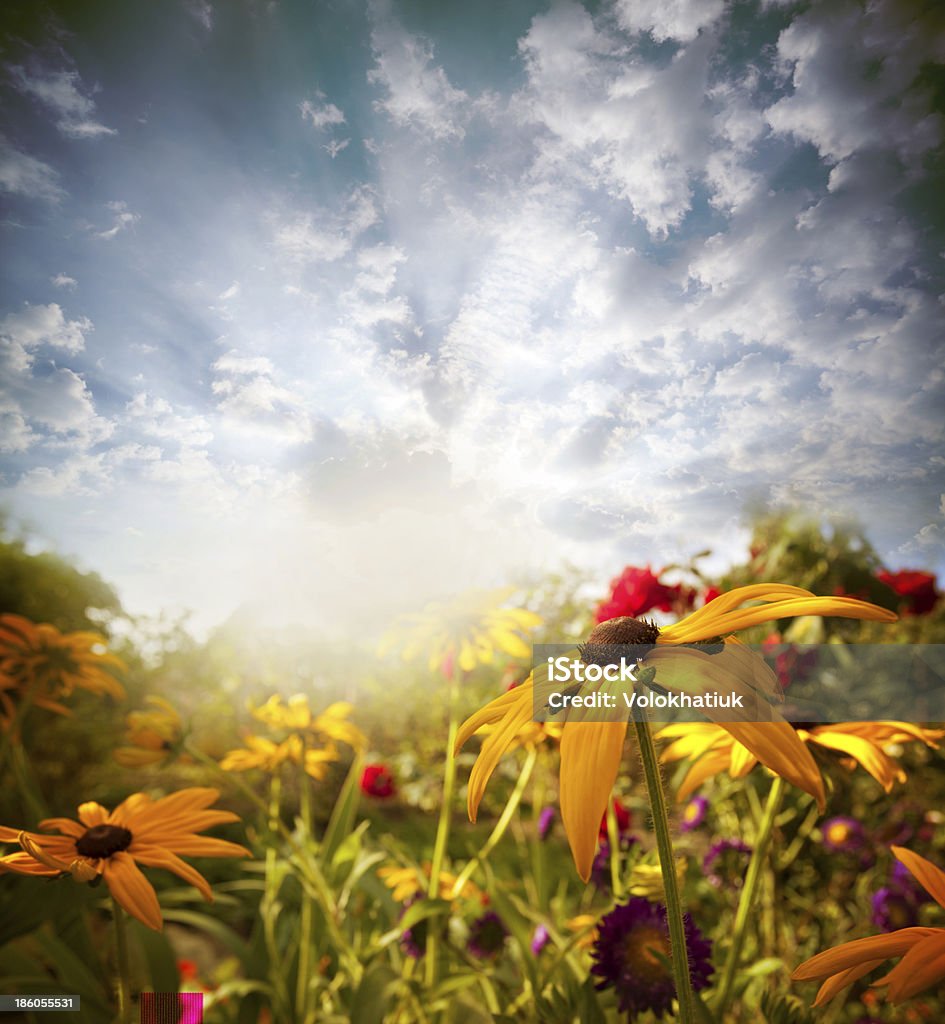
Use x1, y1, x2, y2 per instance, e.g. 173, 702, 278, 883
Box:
379, 587, 542, 678
590, 897, 713, 1017
377, 862, 483, 904
659, 720, 943, 801
0, 787, 250, 930
114, 696, 183, 768
0, 614, 125, 728
219, 733, 338, 779
792, 846, 945, 1006
455, 585, 897, 880
250, 695, 365, 752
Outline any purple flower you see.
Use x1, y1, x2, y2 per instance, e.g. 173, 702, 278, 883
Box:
468, 911, 508, 959
591, 835, 639, 891
821, 816, 865, 854
871, 858, 932, 931
399, 898, 426, 959
531, 924, 551, 955
590, 897, 713, 1018
538, 806, 556, 841
680, 796, 708, 833
702, 839, 752, 888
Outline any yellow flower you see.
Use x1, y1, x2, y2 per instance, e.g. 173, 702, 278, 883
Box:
565, 914, 599, 950
455, 585, 897, 880
0, 614, 125, 727
249, 695, 365, 751
0, 787, 250, 930
114, 697, 184, 768
659, 720, 944, 800
792, 846, 945, 1006
378, 862, 482, 903
627, 858, 686, 900
380, 587, 543, 677
220, 733, 338, 779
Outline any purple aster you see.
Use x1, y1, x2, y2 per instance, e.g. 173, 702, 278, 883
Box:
680, 796, 708, 833
702, 839, 752, 888
538, 806, 556, 841
468, 911, 508, 959
592, 835, 639, 891
871, 886, 920, 931
590, 897, 713, 1018
531, 924, 551, 955
821, 816, 865, 854
399, 898, 426, 959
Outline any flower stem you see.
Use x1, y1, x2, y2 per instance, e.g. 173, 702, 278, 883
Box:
111, 898, 132, 1024
425, 679, 459, 987
714, 775, 785, 1018
449, 745, 537, 898
632, 716, 694, 1024
296, 763, 314, 1023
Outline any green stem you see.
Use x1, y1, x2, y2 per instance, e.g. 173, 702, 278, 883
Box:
296, 765, 314, 1022
606, 797, 624, 898
714, 775, 785, 1018
632, 716, 694, 1024
449, 746, 537, 898
425, 680, 460, 987
111, 898, 132, 1024
262, 776, 292, 1021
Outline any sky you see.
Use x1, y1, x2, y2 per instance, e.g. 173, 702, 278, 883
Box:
1, 0, 944, 635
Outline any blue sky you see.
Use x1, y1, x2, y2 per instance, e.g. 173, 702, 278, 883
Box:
1, 0, 943, 633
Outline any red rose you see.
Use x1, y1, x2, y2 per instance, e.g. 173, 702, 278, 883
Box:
599, 798, 631, 840
595, 566, 694, 623
360, 763, 396, 799
702, 587, 721, 606
877, 570, 939, 616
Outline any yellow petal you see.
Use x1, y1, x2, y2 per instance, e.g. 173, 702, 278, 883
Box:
104, 852, 163, 931
559, 715, 628, 882
808, 731, 905, 792
466, 689, 534, 821
454, 681, 530, 755
892, 847, 945, 911
676, 748, 733, 802
811, 959, 886, 1007
881, 931, 945, 1003
721, 722, 825, 809
792, 928, 938, 980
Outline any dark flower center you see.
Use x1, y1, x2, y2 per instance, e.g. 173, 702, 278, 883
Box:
623, 924, 669, 979
75, 824, 133, 859
581, 617, 661, 665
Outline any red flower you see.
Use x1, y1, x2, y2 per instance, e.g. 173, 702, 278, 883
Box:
177, 959, 199, 982
360, 763, 396, 799
877, 570, 939, 616
599, 798, 632, 840
762, 633, 818, 690
595, 566, 694, 623
702, 587, 721, 606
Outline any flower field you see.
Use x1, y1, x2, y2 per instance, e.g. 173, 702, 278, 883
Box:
1, 513, 944, 1024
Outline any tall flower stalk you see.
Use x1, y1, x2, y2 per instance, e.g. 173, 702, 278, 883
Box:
632, 714, 695, 1024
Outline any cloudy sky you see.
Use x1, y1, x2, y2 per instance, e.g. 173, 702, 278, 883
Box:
1, 0, 943, 634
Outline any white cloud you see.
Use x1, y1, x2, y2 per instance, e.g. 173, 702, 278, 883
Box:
219, 281, 240, 301
299, 95, 346, 130
764, 0, 944, 167
368, 0, 470, 140
0, 303, 111, 455
325, 138, 351, 159
1, 303, 91, 355
9, 63, 116, 139
50, 273, 77, 290
273, 186, 378, 264
185, 0, 213, 30
614, 0, 725, 42
95, 201, 139, 240
125, 392, 214, 447
211, 351, 312, 444
0, 137, 64, 202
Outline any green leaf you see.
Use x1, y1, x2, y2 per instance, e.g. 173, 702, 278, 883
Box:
398, 898, 450, 933
128, 919, 180, 992
321, 755, 363, 867
348, 963, 399, 1024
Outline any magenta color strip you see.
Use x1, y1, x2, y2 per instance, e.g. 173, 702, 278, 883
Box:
139, 992, 203, 1024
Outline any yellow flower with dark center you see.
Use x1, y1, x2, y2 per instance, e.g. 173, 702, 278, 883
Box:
455, 585, 897, 880
219, 733, 338, 779
0, 614, 125, 727
249, 695, 366, 751
378, 862, 483, 903
792, 846, 945, 1006
659, 720, 943, 800
0, 787, 249, 930
114, 697, 183, 768
380, 587, 543, 677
